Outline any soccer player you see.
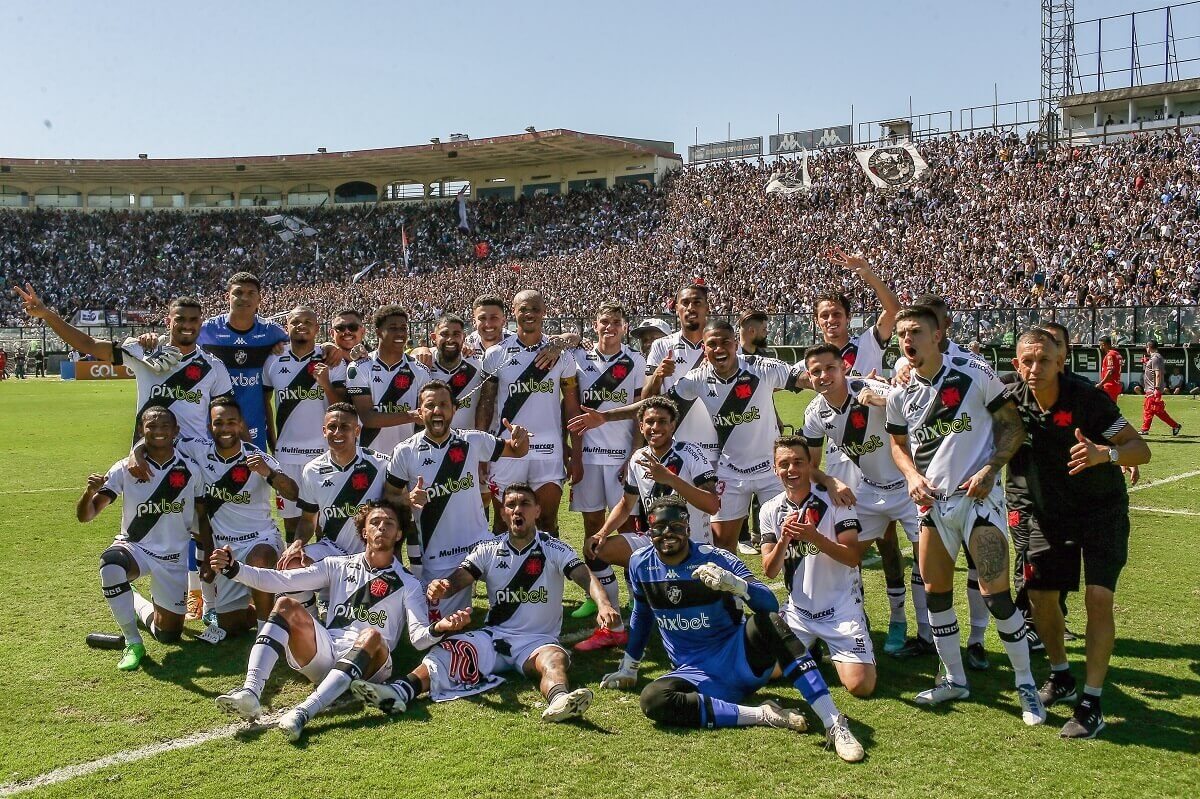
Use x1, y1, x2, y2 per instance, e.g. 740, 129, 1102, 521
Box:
14, 286, 232, 441
198, 272, 289, 451
353, 483, 617, 723
476, 290, 583, 536
463, 293, 578, 357
761, 437, 875, 697
801, 344, 930, 658
345, 305, 428, 455
77, 407, 204, 671
570, 301, 646, 621
813, 249, 901, 376
885, 306, 1045, 725
427, 314, 487, 430
386, 381, 530, 619
330, 307, 367, 361
1138, 340, 1181, 435
1008, 329, 1150, 738
212, 501, 471, 741
630, 318, 670, 355
572, 320, 805, 551
264, 307, 337, 542
643, 284, 718, 465
184, 398, 299, 638
599, 496, 864, 761
737, 311, 777, 359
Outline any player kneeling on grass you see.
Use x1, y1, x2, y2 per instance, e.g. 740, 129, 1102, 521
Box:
353, 482, 619, 723
212, 500, 470, 742
760, 437, 876, 698
599, 496, 864, 762
78, 407, 205, 671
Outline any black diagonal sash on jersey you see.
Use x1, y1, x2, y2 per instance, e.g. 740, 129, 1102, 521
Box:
321, 458, 380, 543
650, 447, 687, 500
417, 437, 472, 550
203, 455, 253, 517
361, 361, 416, 448
274, 355, 320, 436
497, 356, 555, 427
581, 353, 636, 409
485, 542, 547, 628
837, 388, 872, 468
913, 368, 973, 474
326, 568, 406, 630
712, 371, 762, 450
782, 494, 829, 589
125, 460, 194, 543
446, 361, 479, 405
133, 355, 213, 438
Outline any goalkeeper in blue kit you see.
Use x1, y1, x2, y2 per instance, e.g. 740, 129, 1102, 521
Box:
600, 496, 864, 762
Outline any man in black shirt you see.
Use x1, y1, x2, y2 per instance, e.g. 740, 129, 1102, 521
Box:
1007, 328, 1150, 739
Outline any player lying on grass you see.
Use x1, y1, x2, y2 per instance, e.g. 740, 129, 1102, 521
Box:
352, 482, 619, 723
598, 495, 865, 762
77, 406, 205, 671
211, 500, 471, 742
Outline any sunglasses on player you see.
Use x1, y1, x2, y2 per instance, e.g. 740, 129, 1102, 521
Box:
333, 323, 362, 332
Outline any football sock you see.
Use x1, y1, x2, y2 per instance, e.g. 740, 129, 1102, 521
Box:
1083, 684, 1102, 697
927, 591, 967, 685
1050, 661, 1070, 674
546, 684, 567, 705
296, 646, 372, 718
780, 656, 840, 729
586, 557, 622, 629
911, 555, 931, 640
200, 579, 217, 616
244, 614, 289, 696
985, 591, 1034, 686
385, 674, 422, 705
735, 703, 767, 727
100, 562, 141, 646
966, 570, 988, 645
886, 585, 907, 625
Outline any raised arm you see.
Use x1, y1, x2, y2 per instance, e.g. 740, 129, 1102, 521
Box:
13, 284, 114, 360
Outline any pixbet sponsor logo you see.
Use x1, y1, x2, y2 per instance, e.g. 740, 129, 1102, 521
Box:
712, 405, 760, 428
136, 498, 186, 516
839, 434, 885, 459
332, 602, 388, 627
583, 387, 628, 404
494, 586, 548, 604
656, 612, 711, 631
913, 413, 973, 445
426, 473, 475, 499
379, 401, 412, 414
207, 485, 252, 504
230, 373, 259, 388
150, 384, 204, 404
325, 501, 366, 520
509, 378, 555, 396
280, 386, 325, 401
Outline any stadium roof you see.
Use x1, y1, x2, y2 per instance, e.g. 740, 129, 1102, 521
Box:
0, 130, 680, 186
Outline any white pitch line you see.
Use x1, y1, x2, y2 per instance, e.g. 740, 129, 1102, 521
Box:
1128, 469, 1200, 493
2, 486, 77, 495
0, 715, 279, 797
1130, 505, 1200, 517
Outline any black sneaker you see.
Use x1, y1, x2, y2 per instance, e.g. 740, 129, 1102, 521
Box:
966, 642, 989, 671
1026, 624, 1045, 652
1171, 424, 1182, 437
1061, 700, 1105, 739
892, 636, 936, 659
1038, 674, 1078, 707
1063, 626, 1081, 642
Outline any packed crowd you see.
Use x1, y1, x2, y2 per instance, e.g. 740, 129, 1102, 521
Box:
5, 129, 1200, 326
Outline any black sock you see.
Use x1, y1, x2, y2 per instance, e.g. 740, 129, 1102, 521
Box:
547, 684, 567, 704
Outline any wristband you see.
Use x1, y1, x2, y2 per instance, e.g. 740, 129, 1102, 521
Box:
220, 560, 241, 578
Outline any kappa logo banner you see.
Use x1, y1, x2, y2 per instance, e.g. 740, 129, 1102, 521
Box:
855, 143, 929, 190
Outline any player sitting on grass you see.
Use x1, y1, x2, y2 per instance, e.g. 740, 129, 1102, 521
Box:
599, 496, 865, 762
212, 500, 470, 742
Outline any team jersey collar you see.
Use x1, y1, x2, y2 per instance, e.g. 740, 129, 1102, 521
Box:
913, 355, 948, 386
421, 429, 457, 448
144, 452, 178, 471
329, 448, 366, 471
677, 332, 703, 350
594, 345, 624, 361
214, 442, 249, 464
710, 355, 748, 384
371, 349, 409, 370
782, 489, 818, 513
361, 554, 403, 576
505, 531, 542, 555
288, 345, 318, 361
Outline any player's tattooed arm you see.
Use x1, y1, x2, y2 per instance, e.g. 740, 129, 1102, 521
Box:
475, 377, 497, 432
963, 400, 1024, 499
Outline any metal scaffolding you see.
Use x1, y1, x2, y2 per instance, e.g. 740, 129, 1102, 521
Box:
1041, 0, 1076, 142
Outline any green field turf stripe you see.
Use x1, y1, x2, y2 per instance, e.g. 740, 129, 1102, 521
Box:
1130, 505, 1200, 516
1128, 469, 1200, 492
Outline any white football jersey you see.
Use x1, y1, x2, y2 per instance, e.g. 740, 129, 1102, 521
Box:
345, 351, 431, 454
176, 437, 280, 540
428, 355, 486, 430
466, 329, 516, 354
263, 347, 330, 465
481, 338, 576, 461
645, 331, 716, 462
461, 532, 586, 638
230, 554, 441, 653
802, 378, 902, 488
388, 429, 506, 573
296, 447, 391, 555
759, 485, 863, 622
668, 355, 802, 480
623, 440, 717, 543
885, 353, 1011, 494
574, 345, 646, 465
839, 327, 886, 377
114, 343, 233, 441
893, 339, 989, 383
98, 451, 204, 558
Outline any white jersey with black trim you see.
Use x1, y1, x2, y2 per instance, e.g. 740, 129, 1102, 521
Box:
645, 331, 715, 460
668, 355, 801, 480
802, 378, 901, 488
428, 355, 486, 430
296, 447, 390, 555
263, 347, 330, 465
113, 343, 233, 441
893, 339, 990, 383
481, 337, 575, 461
388, 429, 506, 573
623, 440, 717, 543
176, 437, 280, 540
466, 329, 516, 354
344, 351, 431, 455
760, 486, 863, 623
461, 532, 585, 638
840, 326, 886, 377
574, 345, 646, 465
885, 353, 1011, 494
98, 451, 204, 558
229, 554, 441, 652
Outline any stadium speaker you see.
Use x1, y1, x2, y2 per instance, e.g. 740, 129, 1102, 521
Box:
448, 151, 458, 158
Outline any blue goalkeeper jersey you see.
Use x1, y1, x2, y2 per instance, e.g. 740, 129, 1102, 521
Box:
199, 314, 288, 449
625, 543, 778, 669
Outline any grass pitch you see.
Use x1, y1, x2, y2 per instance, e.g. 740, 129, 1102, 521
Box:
0, 379, 1197, 798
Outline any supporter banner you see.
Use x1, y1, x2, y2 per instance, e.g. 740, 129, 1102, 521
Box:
855, 143, 929, 190
75, 361, 135, 380
688, 137, 762, 163
766, 149, 811, 195
770, 126, 851, 154
73, 309, 105, 325
263, 214, 317, 242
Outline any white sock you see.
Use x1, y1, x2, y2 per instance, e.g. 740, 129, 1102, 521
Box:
244, 618, 289, 696
736, 704, 767, 726
100, 563, 142, 645
994, 608, 1034, 686
911, 554, 931, 639
966, 570, 988, 645
886, 586, 907, 624
188, 571, 200, 591
201, 580, 218, 614
928, 607, 967, 685
592, 566, 622, 630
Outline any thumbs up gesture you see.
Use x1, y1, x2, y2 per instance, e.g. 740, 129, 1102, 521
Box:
410, 476, 429, 509
1068, 428, 1109, 475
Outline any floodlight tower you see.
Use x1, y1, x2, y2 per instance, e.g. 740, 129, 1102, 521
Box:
1041, 0, 1076, 142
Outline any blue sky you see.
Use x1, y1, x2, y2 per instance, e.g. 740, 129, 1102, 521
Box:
1, 1, 1190, 159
